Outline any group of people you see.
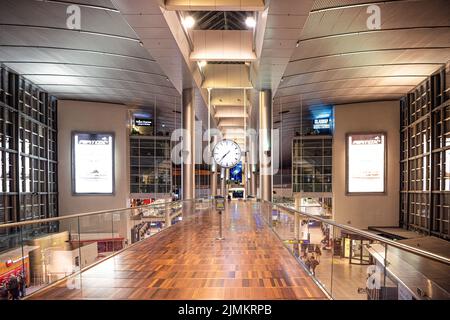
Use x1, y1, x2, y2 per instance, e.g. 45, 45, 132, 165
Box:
301, 245, 322, 276
0, 274, 26, 300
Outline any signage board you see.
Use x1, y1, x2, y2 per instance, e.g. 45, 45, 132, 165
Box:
134, 118, 153, 127
283, 239, 310, 245
347, 133, 386, 194
215, 197, 225, 211
313, 118, 331, 130
72, 132, 114, 194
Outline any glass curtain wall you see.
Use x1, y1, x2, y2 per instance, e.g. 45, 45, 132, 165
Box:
0, 66, 58, 251
400, 64, 450, 240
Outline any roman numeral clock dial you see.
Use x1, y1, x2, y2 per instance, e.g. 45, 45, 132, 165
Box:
213, 139, 241, 168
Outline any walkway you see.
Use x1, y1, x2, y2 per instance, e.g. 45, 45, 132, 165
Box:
29, 201, 326, 300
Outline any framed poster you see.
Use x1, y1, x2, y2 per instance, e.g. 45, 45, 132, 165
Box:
346, 132, 387, 194
72, 132, 115, 195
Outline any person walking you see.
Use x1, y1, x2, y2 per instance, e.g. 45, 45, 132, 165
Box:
304, 254, 311, 273
17, 274, 25, 298
310, 255, 319, 276
7, 275, 20, 300
0, 283, 8, 300
314, 245, 322, 262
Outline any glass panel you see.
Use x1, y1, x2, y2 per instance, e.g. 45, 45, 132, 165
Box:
330, 226, 387, 300
5, 218, 80, 298
307, 218, 332, 294
77, 213, 115, 260
264, 204, 333, 296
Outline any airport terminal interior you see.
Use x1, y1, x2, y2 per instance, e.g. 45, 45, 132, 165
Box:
0, 0, 449, 301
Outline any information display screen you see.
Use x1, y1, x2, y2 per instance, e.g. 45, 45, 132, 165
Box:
72, 132, 114, 194
230, 162, 242, 183
347, 133, 386, 194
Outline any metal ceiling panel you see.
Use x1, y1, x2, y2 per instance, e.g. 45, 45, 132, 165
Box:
0, 0, 179, 110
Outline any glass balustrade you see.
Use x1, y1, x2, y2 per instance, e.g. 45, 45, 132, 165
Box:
0, 199, 448, 300
0, 200, 191, 299
258, 200, 450, 300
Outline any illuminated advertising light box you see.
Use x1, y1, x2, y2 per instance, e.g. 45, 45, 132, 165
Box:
72, 132, 114, 194
346, 133, 386, 194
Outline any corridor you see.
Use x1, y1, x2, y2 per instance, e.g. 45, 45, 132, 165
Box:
29, 202, 326, 300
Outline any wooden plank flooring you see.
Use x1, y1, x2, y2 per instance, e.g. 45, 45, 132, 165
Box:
29, 202, 327, 300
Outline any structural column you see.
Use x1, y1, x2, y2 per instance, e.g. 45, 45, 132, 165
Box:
211, 160, 217, 197
250, 135, 257, 197
182, 88, 195, 200
294, 195, 301, 240
251, 170, 257, 197
259, 90, 272, 202
220, 167, 226, 196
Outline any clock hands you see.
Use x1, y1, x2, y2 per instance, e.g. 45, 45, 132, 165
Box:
220, 150, 230, 162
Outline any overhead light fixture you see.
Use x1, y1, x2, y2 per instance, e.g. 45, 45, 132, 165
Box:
198, 60, 207, 68
245, 16, 256, 28
182, 16, 195, 29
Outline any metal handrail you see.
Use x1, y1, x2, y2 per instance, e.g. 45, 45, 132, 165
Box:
0, 199, 192, 229
262, 200, 450, 265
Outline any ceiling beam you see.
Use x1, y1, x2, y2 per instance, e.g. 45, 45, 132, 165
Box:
298, 26, 450, 43
282, 62, 444, 79
277, 74, 428, 91
0, 45, 156, 63
33, 0, 119, 12
3, 61, 168, 79
310, 0, 427, 13
0, 24, 141, 43
289, 47, 450, 63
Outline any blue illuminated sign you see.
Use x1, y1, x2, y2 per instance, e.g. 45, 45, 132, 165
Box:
230, 162, 242, 183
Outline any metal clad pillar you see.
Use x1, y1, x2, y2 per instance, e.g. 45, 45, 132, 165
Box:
294, 195, 301, 240
220, 167, 226, 196
182, 88, 195, 200
259, 90, 272, 202
250, 136, 257, 197
211, 161, 217, 197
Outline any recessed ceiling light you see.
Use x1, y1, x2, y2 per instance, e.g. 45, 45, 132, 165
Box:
182, 16, 195, 29
245, 16, 256, 28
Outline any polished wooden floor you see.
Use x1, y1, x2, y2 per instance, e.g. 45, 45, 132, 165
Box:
30, 202, 326, 300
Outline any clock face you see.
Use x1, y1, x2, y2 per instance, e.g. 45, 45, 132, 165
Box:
213, 140, 241, 168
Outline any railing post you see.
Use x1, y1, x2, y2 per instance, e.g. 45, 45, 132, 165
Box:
165, 202, 172, 228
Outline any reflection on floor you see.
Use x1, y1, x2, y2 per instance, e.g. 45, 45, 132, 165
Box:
29, 202, 326, 300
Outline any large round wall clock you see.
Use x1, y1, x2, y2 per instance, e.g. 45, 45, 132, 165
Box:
213, 139, 241, 168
